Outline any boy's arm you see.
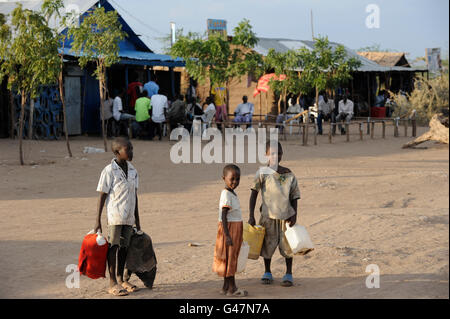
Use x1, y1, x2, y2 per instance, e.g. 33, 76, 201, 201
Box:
134, 192, 141, 231
221, 207, 232, 246
248, 189, 258, 226
94, 192, 108, 233
287, 199, 298, 227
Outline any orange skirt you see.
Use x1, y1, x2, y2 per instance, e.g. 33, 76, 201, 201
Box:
212, 221, 243, 278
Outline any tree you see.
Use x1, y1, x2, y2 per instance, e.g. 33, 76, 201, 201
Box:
68, 6, 126, 151
264, 48, 309, 115
41, 0, 73, 157
299, 36, 361, 108
0, 4, 60, 165
170, 19, 263, 116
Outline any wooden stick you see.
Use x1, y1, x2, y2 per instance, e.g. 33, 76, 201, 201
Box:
359, 123, 363, 140
412, 119, 417, 137
305, 123, 309, 145
285, 110, 308, 123
314, 123, 317, 145
345, 123, 349, 142
371, 121, 375, 139
329, 122, 332, 143
394, 118, 399, 137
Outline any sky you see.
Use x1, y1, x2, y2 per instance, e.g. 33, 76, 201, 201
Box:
1, 0, 448, 62
113, 0, 449, 62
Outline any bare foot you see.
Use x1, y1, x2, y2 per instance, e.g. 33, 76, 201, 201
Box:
108, 284, 129, 296
121, 281, 139, 292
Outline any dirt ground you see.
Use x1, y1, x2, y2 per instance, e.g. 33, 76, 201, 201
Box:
0, 125, 448, 299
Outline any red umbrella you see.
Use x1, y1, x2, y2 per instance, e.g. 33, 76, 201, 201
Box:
253, 73, 287, 97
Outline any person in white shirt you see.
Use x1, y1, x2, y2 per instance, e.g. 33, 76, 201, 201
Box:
101, 91, 114, 137
275, 95, 303, 132
316, 93, 334, 135
336, 95, 354, 135
112, 89, 135, 137
201, 96, 216, 123
150, 90, 168, 140
233, 95, 254, 129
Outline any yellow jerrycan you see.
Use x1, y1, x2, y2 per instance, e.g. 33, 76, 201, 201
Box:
243, 223, 265, 260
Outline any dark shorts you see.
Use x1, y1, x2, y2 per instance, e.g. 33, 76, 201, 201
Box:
108, 225, 134, 248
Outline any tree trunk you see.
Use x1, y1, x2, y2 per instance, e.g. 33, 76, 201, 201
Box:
225, 80, 230, 121
18, 91, 26, 165
58, 65, 72, 157
28, 98, 34, 140
9, 90, 15, 139
402, 114, 449, 148
99, 66, 107, 152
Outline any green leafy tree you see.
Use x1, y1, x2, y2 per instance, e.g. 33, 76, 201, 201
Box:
68, 6, 126, 151
0, 4, 60, 165
265, 48, 309, 114
299, 36, 361, 108
41, 0, 74, 157
170, 19, 263, 115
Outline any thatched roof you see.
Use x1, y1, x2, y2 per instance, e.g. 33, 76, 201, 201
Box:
357, 51, 411, 67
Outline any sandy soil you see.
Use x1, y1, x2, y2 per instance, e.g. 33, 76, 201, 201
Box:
0, 125, 448, 299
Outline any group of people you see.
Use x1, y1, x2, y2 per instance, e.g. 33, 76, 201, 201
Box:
95, 137, 301, 297
274, 93, 355, 136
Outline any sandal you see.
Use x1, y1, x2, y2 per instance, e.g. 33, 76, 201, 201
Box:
281, 274, 294, 287
108, 285, 129, 296
121, 281, 139, 292
226, 288, 248, 297
261, 272, 273, 285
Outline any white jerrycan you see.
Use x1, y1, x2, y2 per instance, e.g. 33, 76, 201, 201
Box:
284, 224, 314, 255
236, 242, 250, 273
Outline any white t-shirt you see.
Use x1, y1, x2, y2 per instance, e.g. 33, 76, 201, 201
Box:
151, 94, 168, 123
218, 189, 242, 222
96, 159, 139, 226
235, 102, 253, 115
101, 98, 114, 120
112, 96, 123, 121
338, 99, 354, 115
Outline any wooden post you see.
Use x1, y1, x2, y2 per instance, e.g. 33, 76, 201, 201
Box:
9, 91, 15, 139
370, 121, 375, 139
329, 122, 332, 143
345, 123, 349, 142
359, 122, 363, 140
302, 124, 307, 146
382, 121, 386, 138
394, 118, 399, 137
314, 123, 317, 145
305, 123, 309, 145
411, 112, 417, 137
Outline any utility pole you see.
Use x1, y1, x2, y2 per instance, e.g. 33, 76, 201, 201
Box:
170, 22, 176, 47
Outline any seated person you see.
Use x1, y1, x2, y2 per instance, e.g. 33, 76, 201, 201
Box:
201, 96, 216, 123
150, 90, 169, 140
167, 94, 187, 132
336, 94, 354, 135
112, 88, 135, 137
233, 95, 254, 127
276, 96, 303, 125
100, 90, 114, 137
316, 93, 334, 135
134, 90, 152, 139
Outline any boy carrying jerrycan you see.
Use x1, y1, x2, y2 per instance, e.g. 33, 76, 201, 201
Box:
248, 140, 303, 287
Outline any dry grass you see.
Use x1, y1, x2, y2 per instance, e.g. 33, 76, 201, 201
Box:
390, 74, 449, 125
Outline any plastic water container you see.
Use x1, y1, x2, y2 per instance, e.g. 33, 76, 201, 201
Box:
284, 224, 314, 255
243, 223, 265, 260
87, 230, 107, 246
236, 242, 250, 273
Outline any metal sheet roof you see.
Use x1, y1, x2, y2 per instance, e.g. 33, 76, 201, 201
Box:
254, 37, 427, 72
